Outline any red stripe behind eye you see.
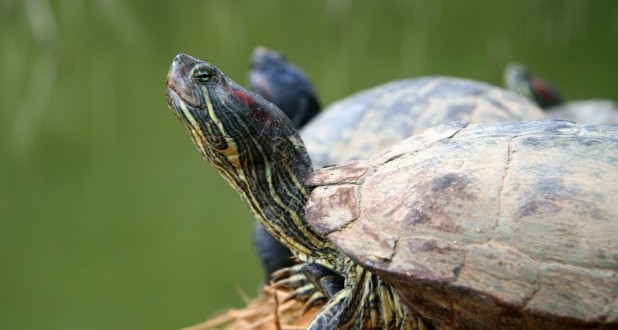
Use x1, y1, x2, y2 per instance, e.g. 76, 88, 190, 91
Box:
232, 89, 258, 109
229, 87, 276, 130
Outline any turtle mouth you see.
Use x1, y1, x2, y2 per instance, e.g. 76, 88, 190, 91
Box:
165, 86, 201, 129
166, 74, 202, 109
165, 86, 185, 113
165, 84, 200, 115
165, 84, 180, 105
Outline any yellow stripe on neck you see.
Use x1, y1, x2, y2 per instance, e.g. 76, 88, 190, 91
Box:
202, 87, 244, 178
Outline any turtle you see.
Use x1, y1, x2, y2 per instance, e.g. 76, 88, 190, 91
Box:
249, 52, 545, 282
248, 47, 322, 280
165, 54, 618, 329
504, 62, 618, 125
305, 119, 618, 329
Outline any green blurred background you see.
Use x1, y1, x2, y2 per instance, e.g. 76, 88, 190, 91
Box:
1, 0, 616, 329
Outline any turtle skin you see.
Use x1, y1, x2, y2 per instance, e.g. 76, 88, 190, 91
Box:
306, 119, 618, 329
248, 47, 322, 280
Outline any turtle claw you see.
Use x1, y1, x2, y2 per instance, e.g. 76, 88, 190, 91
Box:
271, 263, 323, 304
271, 268, 291, 283
271, 263, 305, 282
271, 273, 308, 290
302, 291, 327, 314
281, 283, 317, 303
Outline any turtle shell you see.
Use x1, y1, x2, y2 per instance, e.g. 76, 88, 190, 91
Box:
301, 77, 544, 168
305, 119, 618, 329
547, 100, 618, 126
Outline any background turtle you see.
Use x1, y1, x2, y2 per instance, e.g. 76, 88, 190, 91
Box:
166, 54, 618, 329
504, 62, 618, 125
502, 62, 563, 109
249, 51, 545, 282
300, 76, 544, 169
306, 119, 618, 329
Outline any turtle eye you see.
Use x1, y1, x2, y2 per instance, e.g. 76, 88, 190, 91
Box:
193, 68, 215, 83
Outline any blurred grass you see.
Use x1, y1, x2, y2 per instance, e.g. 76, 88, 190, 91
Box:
1, 0, 617, 329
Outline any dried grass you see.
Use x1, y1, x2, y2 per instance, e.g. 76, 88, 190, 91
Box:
184, 285, 322, 330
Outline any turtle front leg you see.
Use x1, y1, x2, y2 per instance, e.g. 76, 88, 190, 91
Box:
307, 266, 423, 330
306, 288, 353, 330
271, 262, 345, 313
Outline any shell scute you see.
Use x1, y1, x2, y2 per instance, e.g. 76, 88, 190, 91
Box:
305, 160, 369, 187
304, 184, 359, 236
327, 220, 398, 266
525, 264, 618, 326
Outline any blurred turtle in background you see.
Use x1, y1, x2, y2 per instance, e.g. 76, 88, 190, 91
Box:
504, 62, 618, 125
249, 47, 321, 128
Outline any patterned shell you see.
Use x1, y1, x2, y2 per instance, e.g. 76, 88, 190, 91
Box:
305, 119, 618, 329
300, 77, 544, 168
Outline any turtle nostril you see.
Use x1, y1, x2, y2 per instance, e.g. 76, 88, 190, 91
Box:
173, 53, 187, 65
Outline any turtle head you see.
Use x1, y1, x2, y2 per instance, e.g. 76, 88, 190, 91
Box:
166, 54, 330, 258
166, 53, 300, 170
166, 53, 216, 112
504, 62, 563, 109
248, 47, 286, 102
250, 46, 287, 71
